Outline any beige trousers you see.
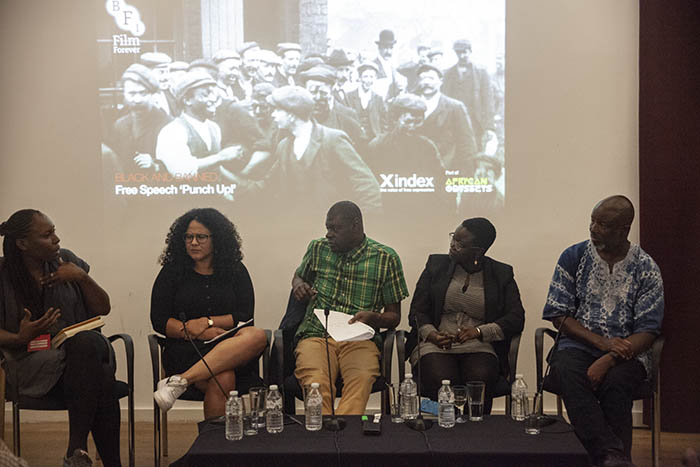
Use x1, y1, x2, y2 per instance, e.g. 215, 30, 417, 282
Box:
294, 337, 380, 415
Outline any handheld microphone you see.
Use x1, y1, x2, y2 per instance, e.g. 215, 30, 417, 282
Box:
407, 314, 432, 431
179, 313, 228, 403
323, 307, 346, 431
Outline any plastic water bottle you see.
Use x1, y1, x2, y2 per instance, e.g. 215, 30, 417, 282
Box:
265, 385, 284, 434
437, 380, 455, 428
399, 372, 419, 420
225, 390, 243, 440
305, 382, 323, 431
511, 374, 528, 421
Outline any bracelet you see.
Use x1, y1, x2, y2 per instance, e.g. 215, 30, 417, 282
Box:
475, 326, 482, 339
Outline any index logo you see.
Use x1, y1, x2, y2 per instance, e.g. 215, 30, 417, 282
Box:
106, 0, 145, 37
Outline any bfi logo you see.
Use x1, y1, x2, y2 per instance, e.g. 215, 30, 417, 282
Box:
106, 0, 145, 37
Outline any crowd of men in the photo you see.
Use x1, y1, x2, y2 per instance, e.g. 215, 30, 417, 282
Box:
102, 29, 506, 215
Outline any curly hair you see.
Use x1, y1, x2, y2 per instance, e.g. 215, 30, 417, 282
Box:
159, 208, 243, 279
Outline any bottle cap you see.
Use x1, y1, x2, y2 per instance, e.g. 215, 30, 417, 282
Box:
311, 382, 320, 388
229, 390, 238, 396
405, 373, 413, 379
269, 384, 278, 390
442, 379, 450, 385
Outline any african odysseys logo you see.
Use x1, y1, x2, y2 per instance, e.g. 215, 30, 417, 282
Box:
379, 174, 435, 193
106, 0, 145, 36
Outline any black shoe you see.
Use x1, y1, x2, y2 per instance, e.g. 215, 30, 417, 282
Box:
63, 449, 93, 467
599, 452, 635, 467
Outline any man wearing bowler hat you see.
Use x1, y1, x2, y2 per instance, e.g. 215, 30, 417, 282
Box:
372, 29, 405, 100
442, 39, 496, 152
227, 86, 381, 218
155, 70, 241, 177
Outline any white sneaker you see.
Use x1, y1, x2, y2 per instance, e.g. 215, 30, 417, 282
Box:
154, 375, 188, 411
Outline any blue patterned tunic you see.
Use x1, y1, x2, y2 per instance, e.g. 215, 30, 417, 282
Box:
543, 240, 664, 376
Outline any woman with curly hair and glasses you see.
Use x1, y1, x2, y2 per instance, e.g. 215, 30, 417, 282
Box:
151, 208, 267, 418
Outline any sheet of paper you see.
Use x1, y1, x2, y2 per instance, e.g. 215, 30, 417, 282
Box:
313, 309, 375, 342
203, 318, 254, 344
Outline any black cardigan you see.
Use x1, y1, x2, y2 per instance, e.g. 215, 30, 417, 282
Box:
407, 254, 525, 375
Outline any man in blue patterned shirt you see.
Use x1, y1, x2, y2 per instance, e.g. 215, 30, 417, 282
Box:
543, 195, 664, 467
292, 201, 409, 415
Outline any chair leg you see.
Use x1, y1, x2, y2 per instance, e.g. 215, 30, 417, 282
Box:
162, 409, 168, 458
556, 395, 563, 418
153, 402, 160, 467
652, 392, 661, 467
11, 402, 19, 456
0, 368, 5, 442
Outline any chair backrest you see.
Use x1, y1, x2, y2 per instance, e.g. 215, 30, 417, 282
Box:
396, 329, 522, 389
535, 327, 665, 400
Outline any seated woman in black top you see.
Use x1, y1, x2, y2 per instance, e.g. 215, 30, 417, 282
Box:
0, 209, 120, 467
151, 208, 267, 419
408, 217, 525, 411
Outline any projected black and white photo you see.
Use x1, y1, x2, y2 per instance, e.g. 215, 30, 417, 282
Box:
98, 0, 505, 219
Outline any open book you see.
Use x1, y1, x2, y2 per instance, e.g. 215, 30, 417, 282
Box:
313, 309, 375, 342
203, 318, 254, 344
52, 316, 106, 349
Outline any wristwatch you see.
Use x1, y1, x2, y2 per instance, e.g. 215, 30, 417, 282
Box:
207, 317, 214, 328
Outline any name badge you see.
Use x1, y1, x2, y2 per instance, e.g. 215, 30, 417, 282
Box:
27, 334, 51, 352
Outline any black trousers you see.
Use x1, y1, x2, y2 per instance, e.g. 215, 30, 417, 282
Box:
549, 348, 645, 462
47, 330, 121, 466
415, 352, 499, 413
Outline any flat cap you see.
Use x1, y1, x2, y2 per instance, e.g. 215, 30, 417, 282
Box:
140, 52, 172, 67
453, 39, 472, 52
252, 82, 275, 100
212, 49, 240, 64
298, 64, 337, 85
174, 70, 216, 101
390, 94, 427, 115
187, 58, 218, 75
121, 63, 160, 93
238, 41, 260, 55
416, 63, 443, 78
257, 49, 281, 65
266, 85, 315, 119
169, 61, 189, 72
297, 56, 326, 75
357, 61, 379, 75
276, 42, 301, 55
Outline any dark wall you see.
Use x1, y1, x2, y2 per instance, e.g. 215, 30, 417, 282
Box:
639, 0, 700, 433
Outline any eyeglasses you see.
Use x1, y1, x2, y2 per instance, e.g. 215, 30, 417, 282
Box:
449, 232, 467, 251
184, 233, 212, 244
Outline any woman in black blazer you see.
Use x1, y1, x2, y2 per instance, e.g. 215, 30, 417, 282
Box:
408, 217, 525, 410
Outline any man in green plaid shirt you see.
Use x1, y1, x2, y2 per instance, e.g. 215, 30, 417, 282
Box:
292, 201, 409, 415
